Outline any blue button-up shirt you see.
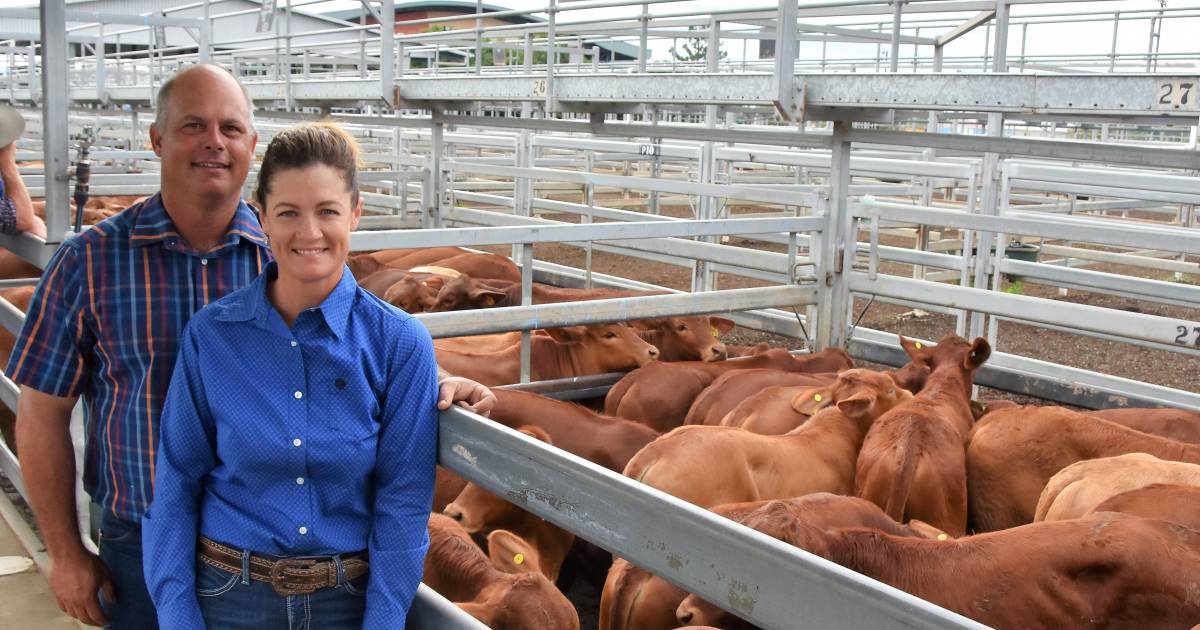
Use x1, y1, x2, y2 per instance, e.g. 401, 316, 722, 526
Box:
142, 262, 439, 629
6, 193, 269, 521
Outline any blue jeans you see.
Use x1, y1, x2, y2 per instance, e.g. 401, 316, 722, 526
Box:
196, 553, 367, 630
97, 513, 160, 630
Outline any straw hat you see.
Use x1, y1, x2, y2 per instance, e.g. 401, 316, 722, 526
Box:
0, 105, 25, 149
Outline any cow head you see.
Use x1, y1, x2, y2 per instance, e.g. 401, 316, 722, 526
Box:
460, 572, 580, 630
631, 316, 733, 362
382, 275, 438, 313
430, 276, 509, 312
544, 323, 660, 370
900, 334, 991, 395
791, 369, 911, 422
444, 426, 553, 534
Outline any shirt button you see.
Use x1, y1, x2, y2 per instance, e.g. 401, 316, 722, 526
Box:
296, 477, 305, 485
290, 340, 298, 347
201, 258, 208, 266
298, 526, 308, 535
294, 391, 303, 399
292, 438, 302, 447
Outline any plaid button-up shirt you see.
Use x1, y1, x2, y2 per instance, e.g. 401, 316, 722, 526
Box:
6, 193, 270, 521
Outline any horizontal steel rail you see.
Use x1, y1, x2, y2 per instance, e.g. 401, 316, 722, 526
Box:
417, 285, 816, 337
439, 406, 986, 630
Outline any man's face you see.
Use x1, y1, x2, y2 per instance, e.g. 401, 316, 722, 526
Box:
150, 68, 257, 206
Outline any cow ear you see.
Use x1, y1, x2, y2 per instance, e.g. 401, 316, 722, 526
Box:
790, 387, 833, 415
709, 316, 735, 334
907, 519, 951, 540
422, 276, 447, 292
543, 326, 584, 343
964, 337, 991, 370
468, 287, 505, 308
835, 391, 874, 419
516, 425, 553, 445
487, 529, 541, 574
898, 336, 925, 359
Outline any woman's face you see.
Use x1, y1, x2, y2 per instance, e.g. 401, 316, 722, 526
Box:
260, 163, 361, 293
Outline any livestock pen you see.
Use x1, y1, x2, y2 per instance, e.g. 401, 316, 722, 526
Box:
0, 0, 1198, 628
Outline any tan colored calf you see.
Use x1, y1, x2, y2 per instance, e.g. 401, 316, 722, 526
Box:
1035, 452, 1200, 522
623, 369, 911, 508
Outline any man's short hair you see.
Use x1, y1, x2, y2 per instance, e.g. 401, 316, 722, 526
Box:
153, 63, 256, 131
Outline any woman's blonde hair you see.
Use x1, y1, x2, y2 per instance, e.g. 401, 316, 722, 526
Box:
254, 121, 360, 209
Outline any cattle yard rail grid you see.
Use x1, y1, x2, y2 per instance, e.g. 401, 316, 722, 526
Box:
0, 1, 1198, 628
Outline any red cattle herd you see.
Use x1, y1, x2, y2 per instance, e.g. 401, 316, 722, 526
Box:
4, 239, 1198, 629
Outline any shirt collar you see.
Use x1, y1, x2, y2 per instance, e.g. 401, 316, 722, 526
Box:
219, 262, 357, 340
130, 193, 268, 253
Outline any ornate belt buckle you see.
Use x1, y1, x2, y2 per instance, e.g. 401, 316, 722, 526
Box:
269, 558, 319, 596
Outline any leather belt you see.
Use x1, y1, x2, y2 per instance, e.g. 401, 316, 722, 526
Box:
198, 536, 368, 597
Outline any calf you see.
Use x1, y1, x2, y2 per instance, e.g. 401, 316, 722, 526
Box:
630, 316, 733, 362
1087, 407, 1200, 443
683, 369, 837, 427
436, 323, 659, 386
424, 514, 579, 630
967, 405, 1200, 531
444, 426, 575, 582
686, 513, 1200, 630
1090, 483, 1200, 530
675, 494, 945, 628
623, 369, 911, 508
0, 287, 33, 452
425, 252, 521, 283
855, 335, 989, 536
357, 268, 445, 313
606, 348, 854, 433
347, 247, 467, 279
606, 493, 938, 630
429, 277, 664, 312
1034, 452, 1200, 522
488, 389, 659, 472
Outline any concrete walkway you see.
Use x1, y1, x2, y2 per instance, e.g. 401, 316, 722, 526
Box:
0, 498, 80, 629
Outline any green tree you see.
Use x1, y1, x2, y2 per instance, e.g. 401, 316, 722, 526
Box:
669, 25, 727, 62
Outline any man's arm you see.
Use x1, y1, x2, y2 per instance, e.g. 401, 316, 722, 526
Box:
0, 143, 46, 238
16, 386, 113, 627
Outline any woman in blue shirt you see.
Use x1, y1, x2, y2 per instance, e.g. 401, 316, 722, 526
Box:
143, 122, 479, 629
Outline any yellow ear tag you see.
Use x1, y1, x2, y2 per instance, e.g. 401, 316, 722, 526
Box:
711, 327, 719, 337
513, 553, 525, 565
483, 296, 495, 306
915, 342, 923, 349
937, 533, 948, 541
813, 394, 823, 402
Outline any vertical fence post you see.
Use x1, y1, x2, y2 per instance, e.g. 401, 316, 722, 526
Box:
41, 0, 70, 244
889, 0, 903, 73
816, 121, 851, 350
381, 0, 395, 105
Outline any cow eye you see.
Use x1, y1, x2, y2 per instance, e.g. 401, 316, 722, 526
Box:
604, 331, 617, 339
677, 324, 688, 332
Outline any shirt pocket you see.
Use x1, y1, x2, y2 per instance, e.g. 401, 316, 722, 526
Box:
323, 375, 381, 441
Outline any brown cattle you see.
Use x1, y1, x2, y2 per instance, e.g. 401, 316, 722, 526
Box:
624, 369, 911, 508
717, 380, 843, 435
0, 250, 40, 280
1087, 407, 1200, 443
675, 494, 945, 627
357, 268, 444, 313
608, 493, 938, 630
444, 426, 575, 582
967, 405, 1200, 532
433, 466, 468, 513
1034, 453, 1200, 522
685, 369, 837, 428
685, 513, 1200, 630
629, 316, 733, 362
430, 276, 665, 312
347, 247, 470, 280
488, 389, 659, 472
424, 514, 579, 630
425, 252, 521, 283
436, 323, 659, 386
1089, 483, 1200, 530
725, 342, 771, 358
855, 335, 989, 536
434, 331, 528, 355
606, 348, 855, 433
